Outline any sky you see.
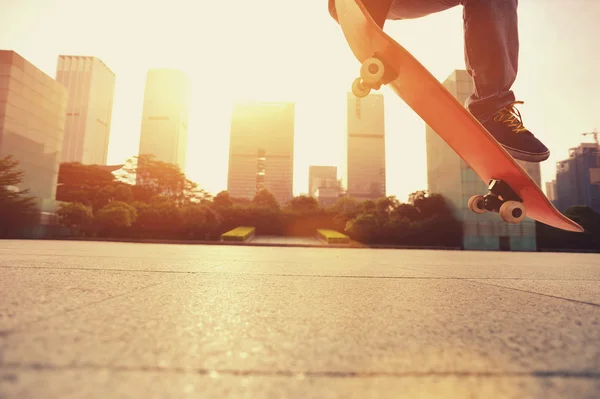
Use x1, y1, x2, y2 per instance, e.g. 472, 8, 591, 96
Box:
1, 0, 599, 202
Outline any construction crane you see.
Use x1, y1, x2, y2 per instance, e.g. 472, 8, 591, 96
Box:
582, 128, 599, 145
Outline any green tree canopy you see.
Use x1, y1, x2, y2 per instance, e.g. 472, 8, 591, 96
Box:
120, 154, 209, 206
0, 155, 38, 237
251, 189, 280, 209
56, 162, 132, 210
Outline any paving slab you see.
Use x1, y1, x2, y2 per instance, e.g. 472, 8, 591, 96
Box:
0, 268, 182, 331
0, 240, 599, 398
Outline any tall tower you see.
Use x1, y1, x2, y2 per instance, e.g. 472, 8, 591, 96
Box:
426, 70, 541, 251
227, 102, 295, 205
56, 55, 116, 165
138, 69, 190, 172
0, 50, 68, 213
346, 92, 386, 201
554, 142, 600, 213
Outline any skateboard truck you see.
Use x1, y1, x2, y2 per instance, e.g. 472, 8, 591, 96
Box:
468, 179, 527, 224
351, 53, 399, 98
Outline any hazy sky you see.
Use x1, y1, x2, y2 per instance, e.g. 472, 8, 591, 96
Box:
1, 0, 599, 201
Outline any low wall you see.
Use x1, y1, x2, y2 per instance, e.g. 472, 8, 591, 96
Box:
221, 226, 256, 242
316, 229, 350, 244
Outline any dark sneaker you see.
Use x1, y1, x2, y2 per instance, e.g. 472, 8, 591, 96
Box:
482, 101, 550, 162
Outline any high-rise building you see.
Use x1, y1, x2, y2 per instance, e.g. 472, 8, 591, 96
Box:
308, 165, 338, 198
227, 102, 295, 205
425, 70, 540, 251
138, 69, 189, 172
0, 50, 67, 213
346, 92, 386, 201
56, 55, 116, 165
553, 142, 600, 213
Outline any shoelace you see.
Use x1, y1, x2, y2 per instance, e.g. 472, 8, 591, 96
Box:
493, 101, 529, 134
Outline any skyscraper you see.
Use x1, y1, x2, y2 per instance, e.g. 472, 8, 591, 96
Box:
553, 142, 600, 213
227, 102, 295, 205
425, 70, 540, 251
0, 50, 67, 213
308, 165, 338, 198
56, 55, 116, 165
346, 92, 386, 201
138, 69, 190, 172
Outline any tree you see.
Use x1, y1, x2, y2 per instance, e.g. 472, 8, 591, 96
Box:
408, 190, 427, 206
413, 193, 454, 219
359, 200, 377, 214
181, 204, 222, 239
565, 206, 600, 234
56, 162, 132, 211
94, 201, 138, 235
391, 203, 421, 221
375, 196, 400, 216
345, 214, 380, 244
213, 190, 233, 208
288, 195, 318, 212
0, 155, 38, 237
252, 189, 280, 209
120, 154, 209, 206
329, 196, 359, 213
57, 202, 93, 235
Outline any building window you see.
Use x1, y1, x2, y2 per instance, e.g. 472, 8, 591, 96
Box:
256, 148, 266, 191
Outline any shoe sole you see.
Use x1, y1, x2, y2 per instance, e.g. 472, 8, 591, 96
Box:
503, 145, 550, 163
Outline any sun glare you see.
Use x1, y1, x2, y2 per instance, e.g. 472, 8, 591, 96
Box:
1, 0, 599, 200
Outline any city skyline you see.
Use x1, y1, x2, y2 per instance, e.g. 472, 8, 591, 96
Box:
1, 1, 599, 201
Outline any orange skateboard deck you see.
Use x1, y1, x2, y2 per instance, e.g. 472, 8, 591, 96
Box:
334, 0, 584, 233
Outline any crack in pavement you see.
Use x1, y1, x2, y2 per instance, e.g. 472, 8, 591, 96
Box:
462, 280, 600, 308
397, 266, 600, 307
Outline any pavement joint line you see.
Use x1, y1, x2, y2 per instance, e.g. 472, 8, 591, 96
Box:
0, 281, 173, 337
1, 266, 600, 282
1, 364, 599, 379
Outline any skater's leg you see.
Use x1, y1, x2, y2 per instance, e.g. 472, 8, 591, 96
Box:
462, 0, 519, 123
462, 0, 549, 162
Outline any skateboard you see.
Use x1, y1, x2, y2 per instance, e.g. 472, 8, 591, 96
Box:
334, 0, 584, 233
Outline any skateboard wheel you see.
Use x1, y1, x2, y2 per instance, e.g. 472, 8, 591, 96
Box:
499, 201, 526, 224
352, 77, 371, 98
468, 195, 486, 214
360, 58, 385, 85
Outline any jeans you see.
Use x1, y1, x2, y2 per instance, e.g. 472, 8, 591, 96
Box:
378, 0, 519, 123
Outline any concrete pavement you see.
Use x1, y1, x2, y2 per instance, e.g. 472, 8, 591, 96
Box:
0, 240, 599, 398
